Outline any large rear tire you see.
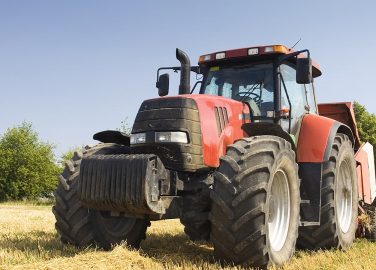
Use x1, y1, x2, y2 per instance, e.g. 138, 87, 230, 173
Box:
210, 136, 300, 268
298, 134, 358, 250
53, 144, 150, 249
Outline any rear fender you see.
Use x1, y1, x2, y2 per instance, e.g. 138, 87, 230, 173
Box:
318, 102, 361, 149
297, 114, 354, 163
297, 114, 354, 224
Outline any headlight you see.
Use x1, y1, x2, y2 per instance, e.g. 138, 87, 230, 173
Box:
155, 131, 188, 144
130, 133, 146, 145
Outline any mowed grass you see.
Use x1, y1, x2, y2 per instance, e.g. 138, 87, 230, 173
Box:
1, 203, 376, 270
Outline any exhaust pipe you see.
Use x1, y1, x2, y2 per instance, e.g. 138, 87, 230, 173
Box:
176, 48, 191, 95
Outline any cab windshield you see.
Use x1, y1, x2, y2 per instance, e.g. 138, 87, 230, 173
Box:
200, 63, 274, 117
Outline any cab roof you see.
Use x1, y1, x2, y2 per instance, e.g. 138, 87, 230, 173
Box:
199, 44, 322, 78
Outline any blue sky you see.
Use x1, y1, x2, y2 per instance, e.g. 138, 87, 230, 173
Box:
0, 1, 375, 156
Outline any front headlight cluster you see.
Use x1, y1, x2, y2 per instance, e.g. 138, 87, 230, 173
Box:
130, 133, 146, 144
155, 131, 188, 144
130, 131, 188, 145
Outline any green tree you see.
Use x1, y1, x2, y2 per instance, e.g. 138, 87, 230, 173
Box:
58, 147, 80, 171
118, 117, 131, 135
0, 122, 60, 200
354, 101, 376, 166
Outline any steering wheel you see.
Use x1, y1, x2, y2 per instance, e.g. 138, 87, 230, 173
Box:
235, 91, 262, 103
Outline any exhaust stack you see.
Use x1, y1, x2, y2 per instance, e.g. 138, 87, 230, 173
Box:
176, 48, 191, 95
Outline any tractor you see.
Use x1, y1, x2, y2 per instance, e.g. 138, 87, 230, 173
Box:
53, 44, 376, 269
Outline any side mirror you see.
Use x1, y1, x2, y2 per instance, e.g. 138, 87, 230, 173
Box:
156, 73, 169, 96
296, 58, 313, 84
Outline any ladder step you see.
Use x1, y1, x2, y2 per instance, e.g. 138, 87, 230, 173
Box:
299, 221, 320, 227
300, 200, 310, 204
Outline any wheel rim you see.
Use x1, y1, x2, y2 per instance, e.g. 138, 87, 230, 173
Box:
336, 159, 353, 234
268, 169, 291, 252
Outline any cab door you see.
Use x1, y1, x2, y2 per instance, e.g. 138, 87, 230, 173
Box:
280, 63, 317, 137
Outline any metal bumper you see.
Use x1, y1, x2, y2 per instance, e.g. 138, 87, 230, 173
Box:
78, 154, 171, 215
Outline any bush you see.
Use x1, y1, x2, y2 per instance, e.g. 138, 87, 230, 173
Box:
58, 147, 80, 171
118, 117, 131, 135
0, 122, 60, 200
354, 101, 376, 166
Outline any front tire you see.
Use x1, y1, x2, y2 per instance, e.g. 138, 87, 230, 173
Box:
53, 144, 150, 249
90, 211, 150, 250
298, 134, 358, 250
210, 136, 300, 268
180, 188, 211, 241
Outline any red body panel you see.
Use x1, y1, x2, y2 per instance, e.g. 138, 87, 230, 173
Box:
355, 146, 372, 204
318, 102, 361, 149
297, 114, 336, 162
180, 94, 249, 167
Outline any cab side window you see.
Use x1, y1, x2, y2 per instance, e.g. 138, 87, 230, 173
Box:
280, 64, 306, 117
305, 83, 317, 113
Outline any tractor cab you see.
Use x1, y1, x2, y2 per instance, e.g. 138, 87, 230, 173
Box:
156, 45, 322, 137
197, 45, 322, 135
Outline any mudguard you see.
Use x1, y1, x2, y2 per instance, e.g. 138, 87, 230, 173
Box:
297, 114, 354, 163
241, 122, 296, 150
93, 130, 130, 146
297, 114, 354, 225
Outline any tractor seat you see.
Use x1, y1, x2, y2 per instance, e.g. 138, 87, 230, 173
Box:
247, 99, 261, 117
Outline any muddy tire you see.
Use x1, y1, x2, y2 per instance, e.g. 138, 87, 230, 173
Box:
369, 211, 376, 241
53, 144, 150, 249
180, 188, 211, 241
364, 209, 376, 241
298, 134, 358, 250
210, 136, 300, 268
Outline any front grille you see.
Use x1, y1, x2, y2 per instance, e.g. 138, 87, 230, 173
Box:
214, 106, 229, 136
131, 97, 204, 171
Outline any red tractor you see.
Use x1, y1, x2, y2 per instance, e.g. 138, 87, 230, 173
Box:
53, 44, 376, 268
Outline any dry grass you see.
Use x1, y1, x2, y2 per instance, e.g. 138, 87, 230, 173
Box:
1, 203, 376, 270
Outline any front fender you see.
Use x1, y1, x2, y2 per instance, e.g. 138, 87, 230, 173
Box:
93, 130, 130, 146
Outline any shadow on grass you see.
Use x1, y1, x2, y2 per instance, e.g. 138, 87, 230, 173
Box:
0, 230, 93, 259
0, 229, 225, 267
0, 230, 215, 264
140, 232, 217, 266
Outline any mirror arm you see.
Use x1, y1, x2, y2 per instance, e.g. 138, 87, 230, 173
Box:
156, 66, 180, 83
156, 66, 201, 85
277, 49, 310, 65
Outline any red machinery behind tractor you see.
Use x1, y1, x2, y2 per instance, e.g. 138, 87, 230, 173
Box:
53, 44, 376, 269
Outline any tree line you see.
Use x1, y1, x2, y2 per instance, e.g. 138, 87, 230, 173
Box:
0, 103, 375, 201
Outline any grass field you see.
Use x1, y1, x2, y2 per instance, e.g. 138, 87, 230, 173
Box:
1, 203, 376, 270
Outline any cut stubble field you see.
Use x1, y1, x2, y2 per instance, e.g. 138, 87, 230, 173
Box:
1, 203, 376, 270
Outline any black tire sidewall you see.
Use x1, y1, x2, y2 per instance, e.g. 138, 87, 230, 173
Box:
266, 149, 300, 265
90, 210, 148, 249
54, 143, 149, 249
335, 140, 358, 249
